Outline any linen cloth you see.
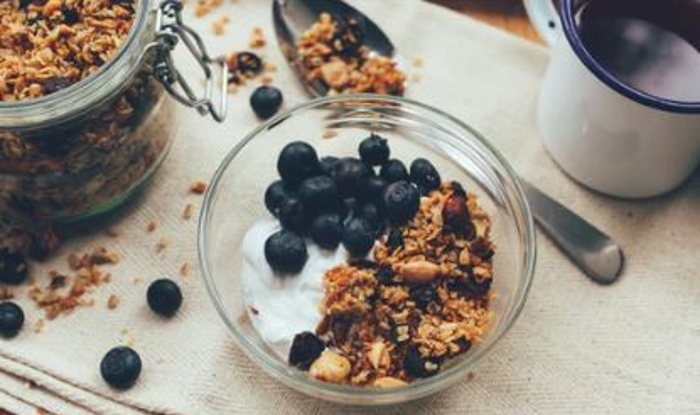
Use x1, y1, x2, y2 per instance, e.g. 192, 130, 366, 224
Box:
1, 0, 699, 414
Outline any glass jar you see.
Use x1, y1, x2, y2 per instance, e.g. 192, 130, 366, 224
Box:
0, 0, 227, 226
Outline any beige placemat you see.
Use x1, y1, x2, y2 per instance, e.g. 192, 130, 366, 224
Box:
1, 0, 699, 414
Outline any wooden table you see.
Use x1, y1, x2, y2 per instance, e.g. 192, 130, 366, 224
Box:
0, 3, 536, 415
429, 0, 542, 43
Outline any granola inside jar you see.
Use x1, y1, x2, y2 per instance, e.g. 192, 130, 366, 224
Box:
0, 0, 226, 225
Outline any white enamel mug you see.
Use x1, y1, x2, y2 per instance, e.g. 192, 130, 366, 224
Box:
524, 0, 700, 198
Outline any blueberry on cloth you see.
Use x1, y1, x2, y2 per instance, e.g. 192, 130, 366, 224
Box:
147, 279, 183, 317
0, 302, 24, 338
100, 346, 142, 390
250, 85, 283, 119
0, 249, 28, 285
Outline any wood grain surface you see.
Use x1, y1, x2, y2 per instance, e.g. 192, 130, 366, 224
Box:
429, 0, 542, 42
0, 2, 536, 415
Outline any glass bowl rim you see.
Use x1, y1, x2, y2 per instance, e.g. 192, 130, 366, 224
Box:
197, 93, 537, 401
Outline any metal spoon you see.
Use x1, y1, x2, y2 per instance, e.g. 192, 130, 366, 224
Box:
272, 0, 625, 284
273, 0, 395, 97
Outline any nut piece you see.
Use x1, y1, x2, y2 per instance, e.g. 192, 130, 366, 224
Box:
321, 60, 350, 89
368, 341, 390, 370
398, 261, 441, 285
309, 350, 351, 383
458, 246, 471, 266
374, 377, 407, 388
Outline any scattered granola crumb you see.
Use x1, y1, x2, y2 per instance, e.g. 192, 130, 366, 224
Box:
410, 73, 423, 83
107, 294, 120, 310
106, 227, 120, 238
264, 62, 277, 73
213, 16, 230, 36
412, 55, 425, 68
0, 287, 14, 300
146, 221, 157, 233
323, 128, 338, 139
37, 407, 50, 415
33, 319, 45, 334
179, 262, 191, 278
467, 372, 476, 381
260, 75, 274, 85
190, 181, 208, 195
183, 204, 195, 220
156, 237, 170, 254
249, 27, 266, 48
28, 247, 119, 320
194, 0, 223, 17
133, 277, 142, 284
250, 306, 260, 315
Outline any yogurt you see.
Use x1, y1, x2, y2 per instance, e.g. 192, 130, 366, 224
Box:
241, 217, 348, 359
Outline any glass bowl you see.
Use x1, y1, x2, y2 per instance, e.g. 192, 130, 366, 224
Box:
198, 94, 536, 405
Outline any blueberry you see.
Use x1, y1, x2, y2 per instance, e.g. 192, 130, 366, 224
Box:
382, 181, 420, 225
319, 156, 339, 176
250, 85, 283, 119
380, 159, 409, 184
342, 218, 375, 257
100, 347, 142, 390
358, 133, 390, 166
410, 158, 441, 195
298, 176, 339, 214
411, 285, 438, 309
289, 331, 326, 370
264, 180, 294, 217
359, 175, 388, 205
147, 279, 183, 317
278, 197, 307, 232
264, 230, 308, 274
310, 213, 343, 250
0, 249, 28, 285
357, 202, 383, 233
331, 157, 371, 198
386, 229, 404, 251
0, 302, 24, 338
277, 142, 320, 186
404, 345, 439, 378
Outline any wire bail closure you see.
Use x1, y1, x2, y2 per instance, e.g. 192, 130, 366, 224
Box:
149, 0, 228, 122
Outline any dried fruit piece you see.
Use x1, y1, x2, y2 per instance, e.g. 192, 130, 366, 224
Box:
289, 331, 326, 370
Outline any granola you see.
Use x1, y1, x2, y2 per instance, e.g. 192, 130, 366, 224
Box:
296, 13, 406, 96
313, 183, 495, 385
0, 0, 136, 102
0, 0, 174, 225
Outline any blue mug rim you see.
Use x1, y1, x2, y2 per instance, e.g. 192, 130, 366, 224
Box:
560, 0, 700, 114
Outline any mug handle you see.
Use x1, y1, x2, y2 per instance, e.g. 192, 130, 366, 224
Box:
522, 0, 561, 46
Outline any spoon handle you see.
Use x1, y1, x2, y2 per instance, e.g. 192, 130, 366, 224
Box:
520, 180, 625, 284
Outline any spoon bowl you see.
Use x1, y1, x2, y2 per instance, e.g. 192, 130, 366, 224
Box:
273, 0, 397, 97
